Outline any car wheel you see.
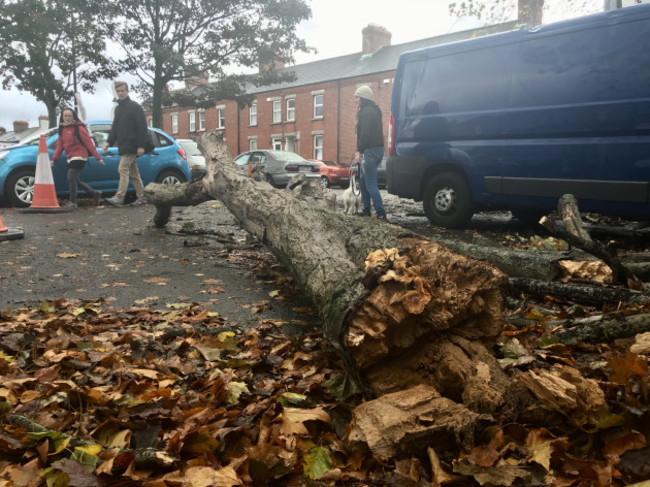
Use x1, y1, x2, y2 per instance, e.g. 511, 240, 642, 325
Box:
319, 176, 330, 189
155, 169, 186, 185
423, 172, 474, 228
266, 174, 277, 187
6, 169, 35, 208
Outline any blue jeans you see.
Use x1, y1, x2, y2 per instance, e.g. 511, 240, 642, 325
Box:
360, 146, 385, 217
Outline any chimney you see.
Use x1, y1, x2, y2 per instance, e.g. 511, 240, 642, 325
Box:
518, 0, 543, 26
184, 72, 210, 90
13, 121, 28, 133
258, 59, 285, 74
38, 115, 49, 130
362, 24, 391, 55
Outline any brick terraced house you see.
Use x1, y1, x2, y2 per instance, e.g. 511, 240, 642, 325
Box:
152, 22, 515, 164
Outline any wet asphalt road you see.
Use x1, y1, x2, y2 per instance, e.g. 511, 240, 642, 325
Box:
0, 198, 318, 330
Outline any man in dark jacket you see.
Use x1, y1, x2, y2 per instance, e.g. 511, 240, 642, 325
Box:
103, 81, 148, 206
354, 85, 386, 221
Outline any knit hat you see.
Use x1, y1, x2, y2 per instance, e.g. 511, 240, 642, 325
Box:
354, 85, 373, 101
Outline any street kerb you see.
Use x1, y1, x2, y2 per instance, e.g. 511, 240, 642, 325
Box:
0, 215, 25, 241
18, 134, 71, 214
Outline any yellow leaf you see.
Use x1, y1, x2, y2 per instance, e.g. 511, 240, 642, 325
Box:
75, 444, 103, 456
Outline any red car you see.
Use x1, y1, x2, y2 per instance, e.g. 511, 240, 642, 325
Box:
312, 160, 351, 188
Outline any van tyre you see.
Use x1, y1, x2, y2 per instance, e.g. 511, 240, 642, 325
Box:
423, 172, 473, 228
155, 170, 185, 185
6, 169, 35, 208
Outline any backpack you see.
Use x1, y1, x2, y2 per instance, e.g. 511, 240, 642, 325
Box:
73, 124, 93, 158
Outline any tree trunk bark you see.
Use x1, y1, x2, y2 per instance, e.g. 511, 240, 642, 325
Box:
506, 278, 650, 306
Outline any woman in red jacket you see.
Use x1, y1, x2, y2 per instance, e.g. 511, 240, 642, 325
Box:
50, 108, 105, 208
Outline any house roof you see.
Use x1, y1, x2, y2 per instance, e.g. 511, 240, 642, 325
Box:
0, 126, 47, 146
245, 21, 519, 94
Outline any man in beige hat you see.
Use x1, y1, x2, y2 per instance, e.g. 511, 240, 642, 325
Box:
353, 84, 386, 221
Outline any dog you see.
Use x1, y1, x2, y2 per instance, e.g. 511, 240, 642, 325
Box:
342, 182, 361, 215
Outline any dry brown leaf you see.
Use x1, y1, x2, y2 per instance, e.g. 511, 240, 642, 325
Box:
57, 253, 80, 259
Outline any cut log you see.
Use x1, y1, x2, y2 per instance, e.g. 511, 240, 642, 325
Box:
348, 385, 493, 461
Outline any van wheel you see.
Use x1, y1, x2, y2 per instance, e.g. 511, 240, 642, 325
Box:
6, 169, 35, 208
423, 172, 473, 228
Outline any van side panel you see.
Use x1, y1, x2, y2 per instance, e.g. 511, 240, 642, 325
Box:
389, 6, 650, 220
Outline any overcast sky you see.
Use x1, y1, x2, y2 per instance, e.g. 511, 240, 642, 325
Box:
0, 0, 604, 130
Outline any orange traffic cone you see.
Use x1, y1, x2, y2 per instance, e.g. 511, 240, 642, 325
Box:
19, 134, 68, 213
0, 215, 25, 241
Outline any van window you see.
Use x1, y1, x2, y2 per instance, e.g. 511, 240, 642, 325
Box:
402, 43, 515, 116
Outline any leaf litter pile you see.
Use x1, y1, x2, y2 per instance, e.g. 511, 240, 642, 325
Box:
1, 294, 649, 486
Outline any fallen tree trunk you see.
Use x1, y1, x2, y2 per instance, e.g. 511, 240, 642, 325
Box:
506, 277, 650, 305
554, 312, 650, 344
145, 133, 517, 416
144, 132, 644, 460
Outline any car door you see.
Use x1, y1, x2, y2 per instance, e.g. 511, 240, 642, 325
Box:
84, 124, 121, 191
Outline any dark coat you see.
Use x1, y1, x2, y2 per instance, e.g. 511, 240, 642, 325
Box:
356, 99, 384, 153
107, 97, 150, 155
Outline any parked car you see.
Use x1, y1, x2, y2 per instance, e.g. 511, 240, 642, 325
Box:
311, 159, 351, 188
0, 121, 191, 207
176, 138, 207, 180
387, 4, 650, 227
233, 150, 320, 187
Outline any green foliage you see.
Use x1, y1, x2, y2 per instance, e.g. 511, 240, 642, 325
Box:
0, 0, 116, 125
324, 375, 361, 400
108, 0, 312, 126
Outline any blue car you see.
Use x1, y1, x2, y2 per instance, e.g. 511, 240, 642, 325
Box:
0, 121, 191, 207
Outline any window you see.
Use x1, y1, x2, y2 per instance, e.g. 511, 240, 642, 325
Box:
249, 138, 257, 151
198, 110, 205, 131
171, 114, 178, 134
249, 102, 257, 126
272, 137, 282, 150
272, 100, 281, 123
313, 94, 323, 118
216, 106, 225, 129
189, 111, 196, 132
313, 134, 323, 160
286, 98, 295, 121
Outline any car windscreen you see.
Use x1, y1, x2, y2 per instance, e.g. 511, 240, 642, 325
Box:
269, 151, 306, 162
180, 140, 202, 156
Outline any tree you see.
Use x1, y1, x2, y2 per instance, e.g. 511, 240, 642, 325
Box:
0, 0, 116, 126
449, 0, 603, 26
108, 0, 312, 128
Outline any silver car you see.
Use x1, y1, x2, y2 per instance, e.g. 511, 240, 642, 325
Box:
233, 150, 320, 187
176, 139, 207, 180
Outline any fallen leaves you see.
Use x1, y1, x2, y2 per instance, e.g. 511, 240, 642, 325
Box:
1, 296, 649, 486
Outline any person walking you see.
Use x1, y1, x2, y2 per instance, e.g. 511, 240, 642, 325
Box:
50, 108, 104, 209
103, 81, 149, 207
353, 85, 387, 221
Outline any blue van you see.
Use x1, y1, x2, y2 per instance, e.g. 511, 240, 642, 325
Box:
387, 5, 650, 227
